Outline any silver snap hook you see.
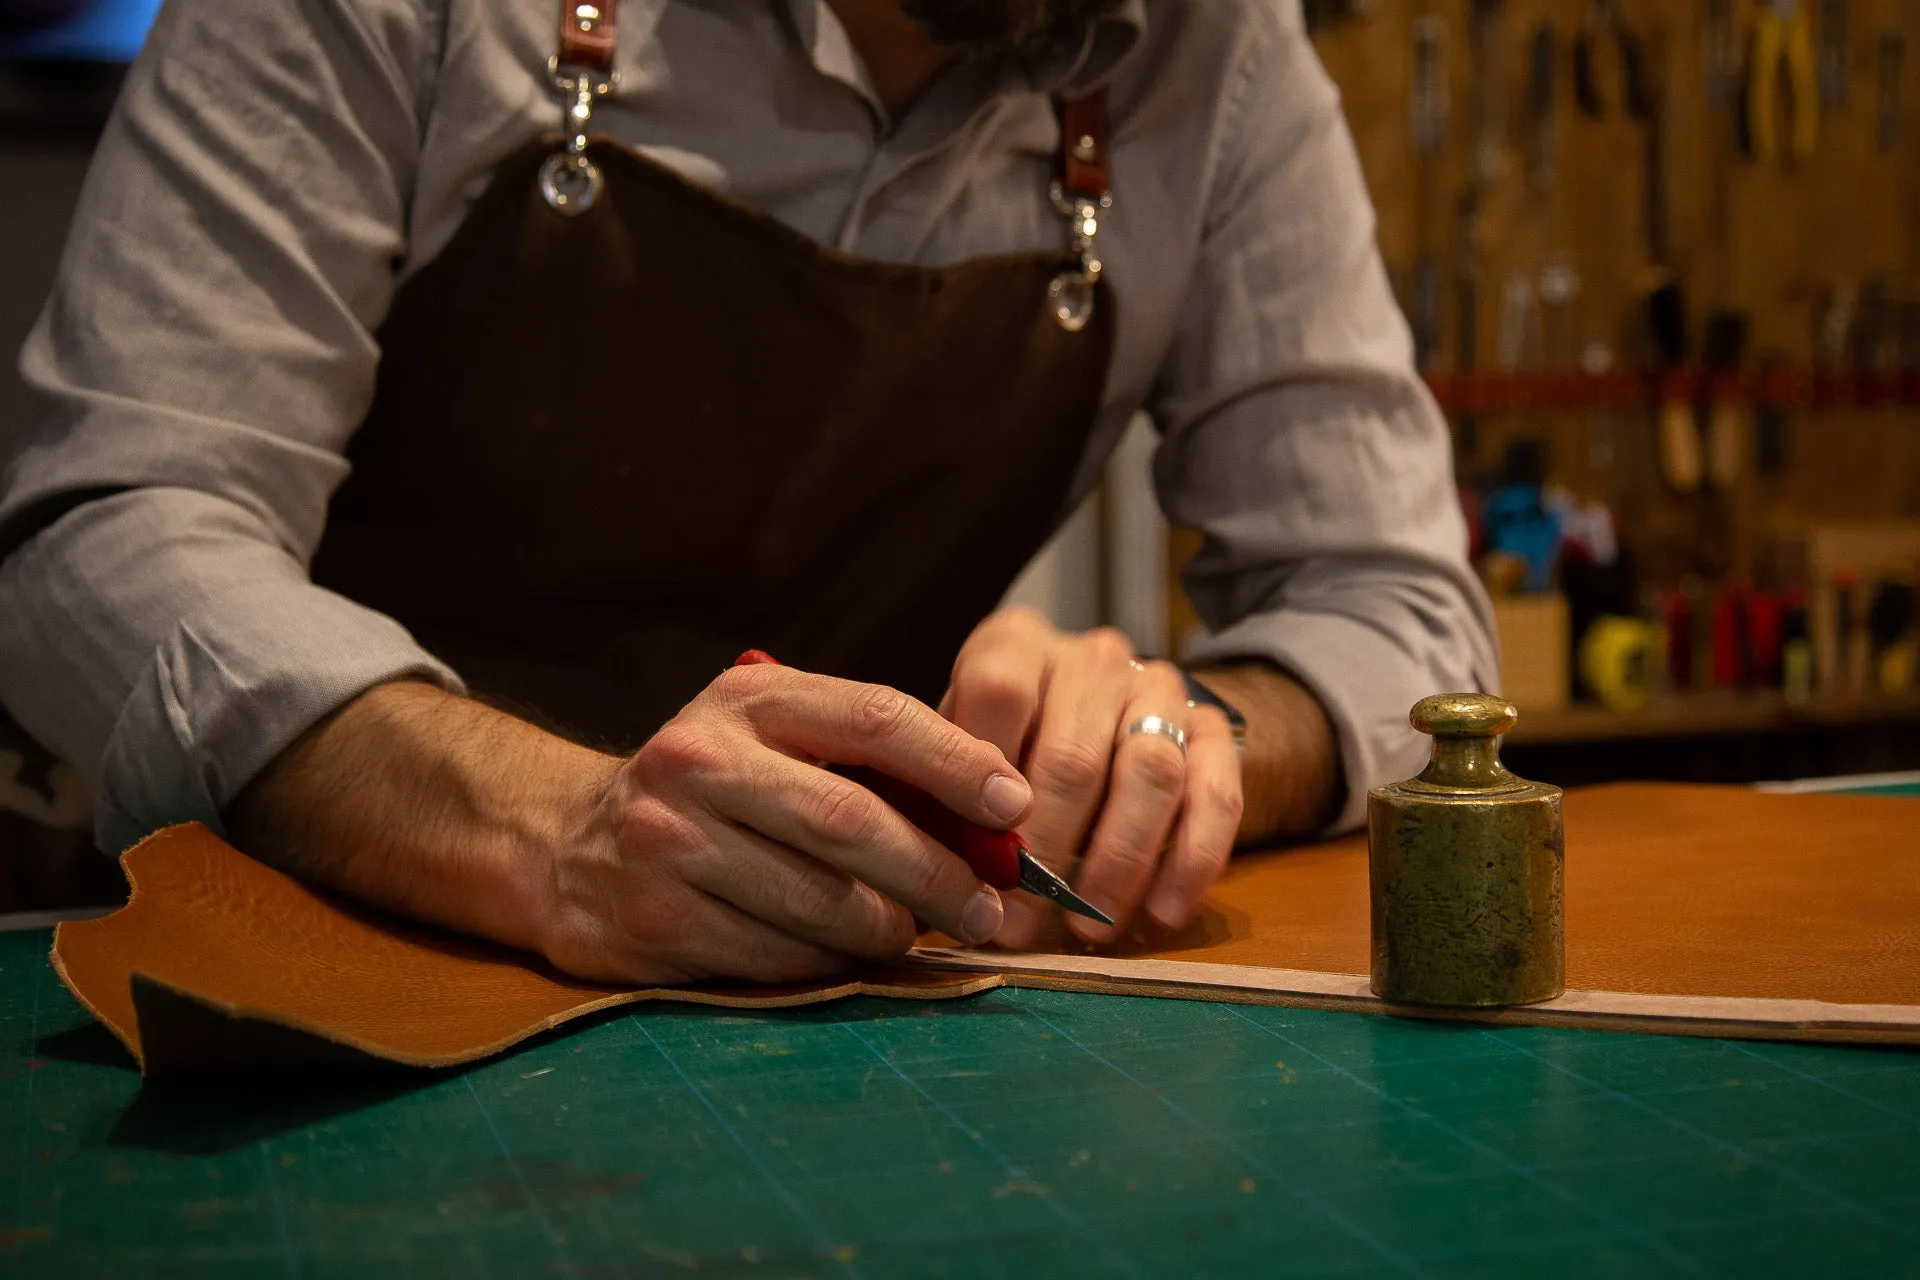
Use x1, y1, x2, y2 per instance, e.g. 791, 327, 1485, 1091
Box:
1048, 272, 1095, 332
540, 152, 603, 215
1047, 180, 1110, 332
540, 36, 616, 217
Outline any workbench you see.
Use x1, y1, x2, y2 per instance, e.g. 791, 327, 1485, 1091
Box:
5, 782, 1917, 1277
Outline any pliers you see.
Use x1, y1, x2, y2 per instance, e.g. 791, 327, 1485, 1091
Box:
1573, 0, 1650, 121
1746, 0, 1821, 163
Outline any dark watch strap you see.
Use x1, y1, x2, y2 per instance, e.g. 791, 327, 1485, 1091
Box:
1182, 672, 1248, 753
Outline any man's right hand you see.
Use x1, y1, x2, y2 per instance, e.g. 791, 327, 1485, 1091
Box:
229, 666, 1032, 986
543, 662, 1031, 983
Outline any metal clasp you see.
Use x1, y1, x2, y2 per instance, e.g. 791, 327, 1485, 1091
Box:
1048, 181, 1110, 333
541, 4, 618, 216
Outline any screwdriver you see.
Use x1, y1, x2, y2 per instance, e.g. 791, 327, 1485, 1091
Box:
733, 651, 1114, 926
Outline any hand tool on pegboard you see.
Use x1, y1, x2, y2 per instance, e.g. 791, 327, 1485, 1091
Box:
1573, 0, 1650, 121
1639, 27, 1675, 282
1456, 189, 1485, 457
1836, 570, 1867, 694
1898, 295, 1920, 382
1878, 28, 1906, 155
1700, 310, 1750, 493
1661, 584, 1695, 690
1781, 589, 1814, 702
1745, 589, 1786, 689
1582, 340, 1620, 472
1755, 352, 1793, 476
1454, 0, 1506, 459
1705, 0, 1742, 111
1406, 15, 1446, 382
1469, 0, 1508, 185
1410, 254, 1443, 372
1302, 0, 1376, 36
1495, 274, 1542, 373
1528, 21, 1558, 191
1815, 281, 1860, 371
1406, 15, 1447, 395
1539, 258, 1581, 369
1647, 284, 1703, 494
1711, 584, 1750, 689
1818, 0, 1851, 108
1691, 578, 1719, 693
1868, 580, 1917, 695
1854, 276, 1895, 375
1813, 275, 1898, 389
1628, 22, 1689, 494
1744, 0, 1821, 164
1410, 16, 1448, 162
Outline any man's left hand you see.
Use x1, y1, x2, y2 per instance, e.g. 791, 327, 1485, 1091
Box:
941, 607, 1244, 946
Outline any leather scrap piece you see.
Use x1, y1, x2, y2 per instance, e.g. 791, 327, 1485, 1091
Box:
50, 824, 996, 1075
51, 784, 1920, 1074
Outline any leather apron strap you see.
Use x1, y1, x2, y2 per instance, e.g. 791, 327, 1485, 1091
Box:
536, 0, 1116, 333
540, 0, 621, 215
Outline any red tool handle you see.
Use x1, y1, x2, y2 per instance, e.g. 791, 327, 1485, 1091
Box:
733, 651, 1023, 889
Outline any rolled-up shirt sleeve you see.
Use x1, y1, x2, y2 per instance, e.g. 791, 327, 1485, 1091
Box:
0, 0, 460, 854
1150, 7, 1498, 833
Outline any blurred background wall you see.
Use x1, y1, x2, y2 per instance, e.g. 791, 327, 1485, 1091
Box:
1258, 0, 1920, 785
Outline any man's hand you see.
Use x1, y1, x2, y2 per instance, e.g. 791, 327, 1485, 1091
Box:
545, 663, 1031, 982
942, 608, 1239, 946
230, 667, 1033, 986
943, 607, 1341, 948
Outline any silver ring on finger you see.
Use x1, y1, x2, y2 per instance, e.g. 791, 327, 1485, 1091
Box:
1125, 715, 1188, 757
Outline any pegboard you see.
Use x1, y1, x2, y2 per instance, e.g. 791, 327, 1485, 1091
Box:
1172, 0, 1920, 609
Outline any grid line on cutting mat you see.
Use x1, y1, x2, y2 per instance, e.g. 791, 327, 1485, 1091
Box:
2, 924, 1918, 1278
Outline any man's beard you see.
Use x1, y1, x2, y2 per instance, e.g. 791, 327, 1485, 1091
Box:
894, 0, 1126, 59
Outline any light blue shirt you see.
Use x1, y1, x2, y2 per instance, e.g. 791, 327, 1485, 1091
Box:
0, 0, 1497, 853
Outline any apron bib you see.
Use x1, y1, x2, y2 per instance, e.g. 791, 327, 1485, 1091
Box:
311, 1, 1117, 749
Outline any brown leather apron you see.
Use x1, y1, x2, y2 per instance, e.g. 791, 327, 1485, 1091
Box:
311, 3, 1118, 751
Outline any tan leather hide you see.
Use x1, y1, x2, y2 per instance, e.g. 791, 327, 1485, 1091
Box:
51, 784, 1920, 1074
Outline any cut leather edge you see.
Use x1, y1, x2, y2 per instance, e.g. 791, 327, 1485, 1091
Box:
97, 963, 1007, 1076
130, 973, 399, 1075
125, 971, 1008, 1074
905, 949, 1920, 1046
46, 824, 1012, 1074
47, 924, 144, 1067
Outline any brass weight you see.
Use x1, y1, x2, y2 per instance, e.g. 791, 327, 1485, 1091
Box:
1368, 694, 1565, 1007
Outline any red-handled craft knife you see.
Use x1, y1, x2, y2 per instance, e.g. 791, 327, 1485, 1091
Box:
734, 651, 1114, 927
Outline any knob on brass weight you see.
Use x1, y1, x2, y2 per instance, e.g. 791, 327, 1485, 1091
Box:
1368, 694, 1565, 1007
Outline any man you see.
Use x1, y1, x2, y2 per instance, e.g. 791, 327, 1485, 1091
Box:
0, 0, 1495, 984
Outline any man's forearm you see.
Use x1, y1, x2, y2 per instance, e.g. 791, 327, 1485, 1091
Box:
226, 681, 618, 955
1191, 665, 1343, 845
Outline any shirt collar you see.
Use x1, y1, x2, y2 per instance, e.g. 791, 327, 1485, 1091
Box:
786, 0, 880, 110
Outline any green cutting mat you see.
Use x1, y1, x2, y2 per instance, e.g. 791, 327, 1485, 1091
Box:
3, 925, 1917, 1279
